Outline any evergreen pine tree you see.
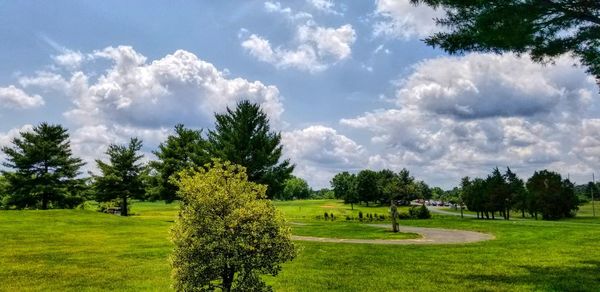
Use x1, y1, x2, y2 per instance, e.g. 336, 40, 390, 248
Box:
150, 124, 208, 202
1, 123, 85, 209
94, 138, 146, 216
207, 101, 294, 199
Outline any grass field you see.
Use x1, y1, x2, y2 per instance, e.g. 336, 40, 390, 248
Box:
1, 200, 599, 291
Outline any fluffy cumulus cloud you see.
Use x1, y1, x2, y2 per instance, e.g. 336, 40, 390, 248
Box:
282, 125, 366, 187
372, 0, 442, 39
241, 23, 356, 72
0, 85, 44, 109
8, 46, 284, 169
342, 53, 600, 186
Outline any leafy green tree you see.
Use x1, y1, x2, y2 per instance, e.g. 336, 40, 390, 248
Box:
171, 160, 296, 291
94, 138, 146, 216
505, 167, 527, 218
411, 0, 600, 84
331, 172, 358, 209
356, 170, 379, 206
415, 181, 432, 200
526, 170, 579, 220
376, 169, 398, 204
1, 123, 85, 209
150, 124, 208, 203
281, 176, 311, 200
208, 101, 294, 199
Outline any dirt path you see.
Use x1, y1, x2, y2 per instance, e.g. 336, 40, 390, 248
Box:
291, 224, 494, 245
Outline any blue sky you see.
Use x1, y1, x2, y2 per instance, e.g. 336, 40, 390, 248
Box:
1, 0, 599, 189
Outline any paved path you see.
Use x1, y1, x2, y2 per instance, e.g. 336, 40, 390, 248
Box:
291, 224, 494, 245
427, 206, 478, 218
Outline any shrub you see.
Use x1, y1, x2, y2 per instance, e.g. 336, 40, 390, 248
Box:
379, 214, 385, 221
409, 205, 431, 219
398, 212, 410, 219
358, 211, 363, 220
345, 215, 352, 221
324, 212, 329, 220
330, 213, 335, 221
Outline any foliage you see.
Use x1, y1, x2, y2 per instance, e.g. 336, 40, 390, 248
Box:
411, 0, 600, 85
170, 160, 295, 291
330, 172, 358, 208
526, 170, 579, 220
310, 188, 335, 199
207, 100, 293, 199
93, 138, 146, 216
280, 176, 311, 200
1, 123, 85, 209
356, 170, 379, 206
409, 205, 431, 219
150, 124, 208, 203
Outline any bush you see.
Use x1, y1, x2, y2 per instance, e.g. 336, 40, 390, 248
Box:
358, 211, 363, 220
324, 212, 329, 220
398, 212, 410, 219
345, 215, 352, 221
409, 205, 431, 219
378, 214, 385, 221
330, 213, 335, 221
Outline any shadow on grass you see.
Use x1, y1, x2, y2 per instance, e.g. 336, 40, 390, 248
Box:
462, 261, 600, 291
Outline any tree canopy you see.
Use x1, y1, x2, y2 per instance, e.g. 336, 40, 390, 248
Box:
280, 176, 311, 200
411, 0, 600, 84
171, 160, 295, 291
94, 138, 146, 216
150, 124, 208, 202
208, 101, 294, 199
1, 123, 85, 209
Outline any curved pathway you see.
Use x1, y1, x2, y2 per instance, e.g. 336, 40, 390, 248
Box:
291, 224, 494, 245
427, 206, 478, 218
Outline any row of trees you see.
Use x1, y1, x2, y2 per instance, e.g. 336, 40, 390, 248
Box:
0, 101, 294, 214
330, 168, 431, 209
461, 168, 579, 220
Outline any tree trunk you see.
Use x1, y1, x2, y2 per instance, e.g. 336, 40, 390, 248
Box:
521, 209, 525, 218
121, 197, 128, 216
41, 193, 48, 210
485, 212, 489, 219
351, 202, 354, 210
491, 212, 495, 220
391, 200, 399, 233
506, 208, 510, 220
460, 206, 464, 219
222, 267, 234, 292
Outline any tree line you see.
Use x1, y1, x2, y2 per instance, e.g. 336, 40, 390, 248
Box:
330, 168, 431, 209
461, 168, 579, 220
0, 101, 294, 214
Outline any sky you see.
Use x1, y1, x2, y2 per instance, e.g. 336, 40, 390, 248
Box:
1, 0, 599, 189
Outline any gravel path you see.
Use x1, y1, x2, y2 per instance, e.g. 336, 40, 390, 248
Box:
291, 224, 494, 245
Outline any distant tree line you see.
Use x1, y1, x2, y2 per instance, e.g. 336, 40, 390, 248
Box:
0, 101, 293, 214
461, 168, 579, 220
330, 168, 431, 209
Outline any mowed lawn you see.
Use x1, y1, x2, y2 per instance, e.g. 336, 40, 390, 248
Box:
0, 200, 599, 291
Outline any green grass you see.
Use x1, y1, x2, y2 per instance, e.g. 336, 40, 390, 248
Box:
1, 199, 600, 291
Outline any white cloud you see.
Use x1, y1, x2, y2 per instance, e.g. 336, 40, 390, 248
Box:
242, 23, 356, 72
264, 1, 313, 21
342, 53, 600, 186
53, 50, 85, 70
307, 0, 342, 15
373, 0, 442, 40
9, 46, 285, 169
282, 125, 366, 188
0, 86, 44, 109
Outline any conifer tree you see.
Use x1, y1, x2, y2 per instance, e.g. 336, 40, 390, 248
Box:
94, 138, 146, 216
207, 101, 293, 199
150, 124, 208, 202
1, 123, 85, 209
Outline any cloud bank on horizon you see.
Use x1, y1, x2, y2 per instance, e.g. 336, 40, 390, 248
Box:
1, 0, 599, 189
